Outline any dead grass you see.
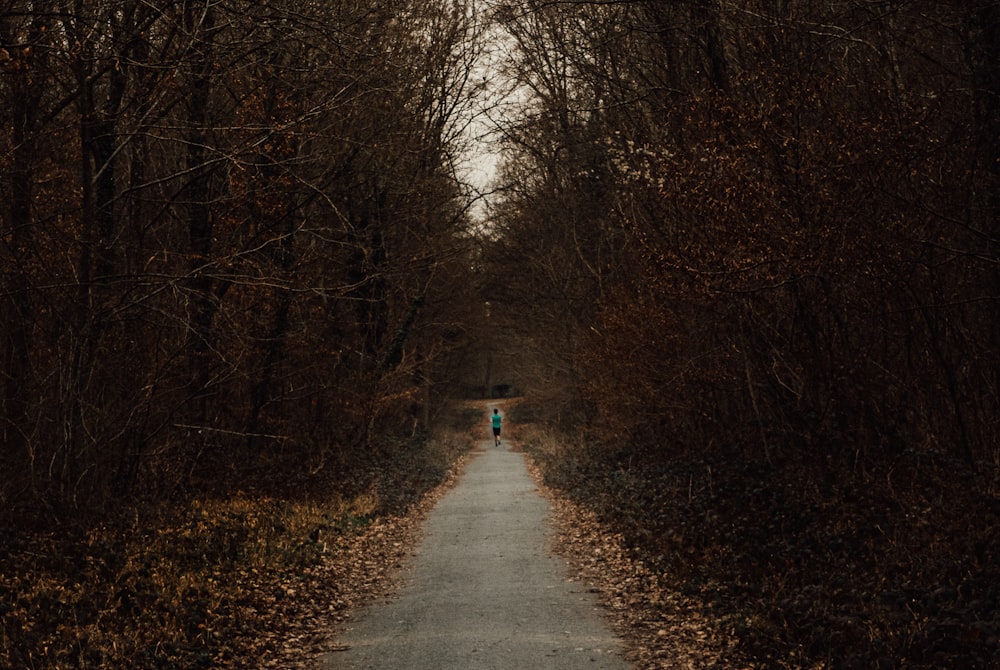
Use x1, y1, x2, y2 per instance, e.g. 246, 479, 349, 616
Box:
0, 418, 477, 669
2, 496, 346, 668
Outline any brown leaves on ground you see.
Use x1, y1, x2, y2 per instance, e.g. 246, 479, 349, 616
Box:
263, 433, 734, 670
526, 458, 740, 670
1, 418, 479, 669
208, 414, 999, 670
237, 516, 417, 668
513, 415, 1000, 669
244, 452, 472, 669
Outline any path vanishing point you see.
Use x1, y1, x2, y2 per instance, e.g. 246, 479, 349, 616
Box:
322, 421, 630, 670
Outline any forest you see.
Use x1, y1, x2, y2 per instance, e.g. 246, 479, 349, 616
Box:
487, 1, 998, 667
2, 0, 998, 667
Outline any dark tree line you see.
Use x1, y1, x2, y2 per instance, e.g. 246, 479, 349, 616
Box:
489, 0, 998, 464
485, 0, 998, 666
0, 0, 486, 517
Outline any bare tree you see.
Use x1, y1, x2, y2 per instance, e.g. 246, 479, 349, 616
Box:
0, 0, 488, 513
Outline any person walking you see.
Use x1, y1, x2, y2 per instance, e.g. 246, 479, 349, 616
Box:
491, 408, 502, 447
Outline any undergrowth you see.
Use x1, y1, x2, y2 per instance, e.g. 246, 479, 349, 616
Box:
2, 498, 356, 668
0, 406, 476, 669
513, 404, 1000, 669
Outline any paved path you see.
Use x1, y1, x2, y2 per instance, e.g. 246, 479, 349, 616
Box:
323, 433, 630, 670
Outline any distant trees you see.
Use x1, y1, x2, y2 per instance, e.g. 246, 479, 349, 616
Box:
481, 0, 628, 418
0, 0, 485, 516
486, 0, 998, 466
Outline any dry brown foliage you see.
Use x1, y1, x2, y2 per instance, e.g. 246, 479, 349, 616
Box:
516, 411, 999, 669
0, 417, 477, 669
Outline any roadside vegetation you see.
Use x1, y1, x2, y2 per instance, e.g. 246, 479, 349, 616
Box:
516, 403, 998, 669
1, 405, 479, 669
